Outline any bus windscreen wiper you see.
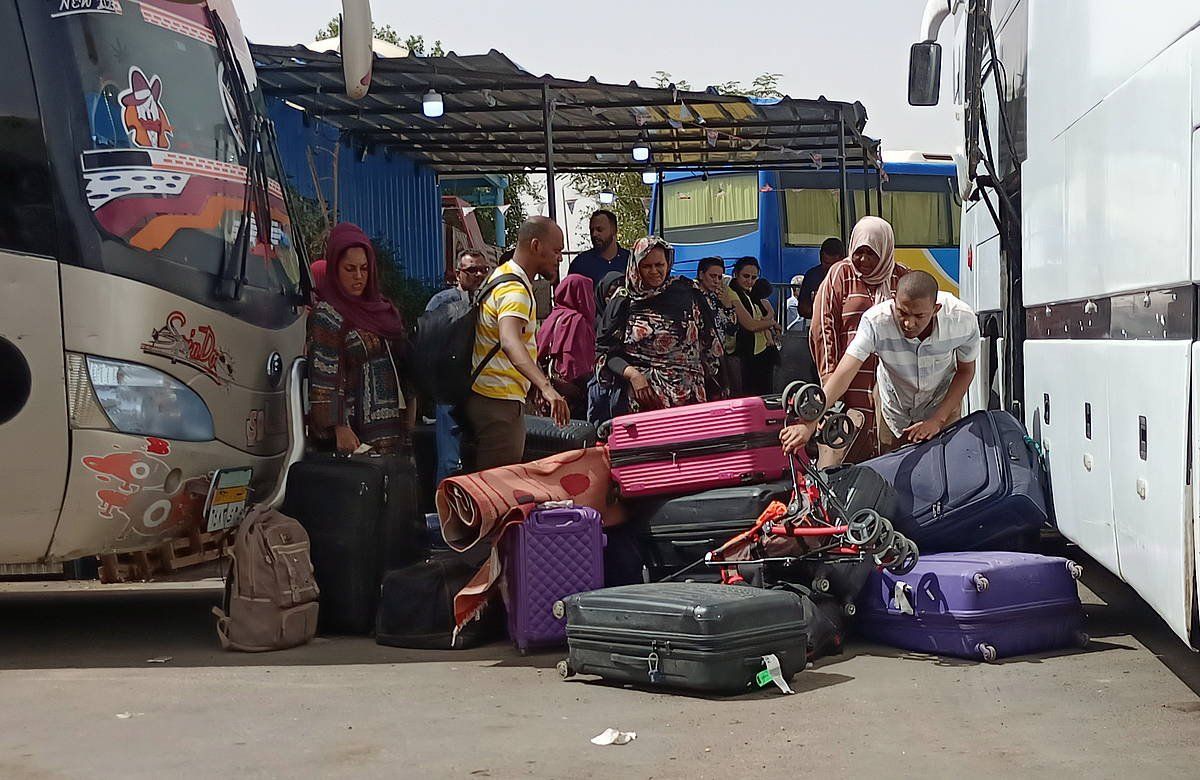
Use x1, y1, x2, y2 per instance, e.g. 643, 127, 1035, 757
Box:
208, 8, 272, 302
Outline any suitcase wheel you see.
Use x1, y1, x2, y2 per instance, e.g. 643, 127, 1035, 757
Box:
1067, 561, 1084, 580
973, 574, 990, 592
1076, 631, 1090, 649
843, 602, 857, 618
814, 577, 831, 594
977, 643, 998, 663
552, 600, 566, 620
557, 659, 573, 679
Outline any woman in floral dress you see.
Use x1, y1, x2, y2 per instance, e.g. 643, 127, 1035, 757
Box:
595, 236, 723, 413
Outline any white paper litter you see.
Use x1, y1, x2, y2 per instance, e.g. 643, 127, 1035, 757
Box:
115, 712, 144, 720
146, 656, 173, 664
591, 728, 637, 746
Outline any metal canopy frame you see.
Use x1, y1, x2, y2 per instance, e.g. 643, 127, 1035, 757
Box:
251, 44, 881, 219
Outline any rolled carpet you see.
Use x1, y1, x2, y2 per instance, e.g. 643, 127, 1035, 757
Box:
435, 446, 625, 633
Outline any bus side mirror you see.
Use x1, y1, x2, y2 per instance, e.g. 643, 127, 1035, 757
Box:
908, 42, 942, 106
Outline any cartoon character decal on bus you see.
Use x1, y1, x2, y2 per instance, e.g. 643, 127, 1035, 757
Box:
119, 66, 174, 150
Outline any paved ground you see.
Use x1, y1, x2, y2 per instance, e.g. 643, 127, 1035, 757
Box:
1, 543, 1198, 779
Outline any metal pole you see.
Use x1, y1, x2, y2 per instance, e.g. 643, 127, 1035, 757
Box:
876, 164, 884, 215
862, 156, 871, 216
837, 116, 848, 244
655, 167, 666, 238
542, 83, 557, 220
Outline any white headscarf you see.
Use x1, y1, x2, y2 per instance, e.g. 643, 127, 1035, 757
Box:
847, 216, 897, 304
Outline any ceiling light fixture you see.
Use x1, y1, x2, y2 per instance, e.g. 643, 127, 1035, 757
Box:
422, 89, 444, 118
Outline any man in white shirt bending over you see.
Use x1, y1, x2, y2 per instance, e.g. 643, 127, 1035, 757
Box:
781, 270, 979, 457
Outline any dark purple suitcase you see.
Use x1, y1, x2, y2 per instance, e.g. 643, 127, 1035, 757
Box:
860, 410, 1048, 552
856, 551, 1088, 661
501, 506, 605, 654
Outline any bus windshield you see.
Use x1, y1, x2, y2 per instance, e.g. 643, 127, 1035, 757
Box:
60, 0, 302, 324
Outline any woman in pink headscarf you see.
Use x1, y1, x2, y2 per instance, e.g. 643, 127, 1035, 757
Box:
532, 274, 596, 419
809, 216, 908, 465
307, 223, 412, 454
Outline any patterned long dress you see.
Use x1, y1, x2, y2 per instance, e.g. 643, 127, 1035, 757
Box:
809, 259, 907, 460
307, 301, 409, 453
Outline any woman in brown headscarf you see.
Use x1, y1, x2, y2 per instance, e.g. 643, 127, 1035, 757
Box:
809, 216, 908, 465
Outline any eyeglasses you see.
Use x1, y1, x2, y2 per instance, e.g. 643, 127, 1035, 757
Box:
458, 267, 489, 275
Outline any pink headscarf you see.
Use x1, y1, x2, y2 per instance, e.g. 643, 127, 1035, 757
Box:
847, 216, 898, 304
315, 223, 407, 339
536, 274, 597, 383
309, 259, 327, 302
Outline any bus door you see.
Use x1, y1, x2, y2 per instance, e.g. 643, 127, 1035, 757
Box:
0, 2, 68, 562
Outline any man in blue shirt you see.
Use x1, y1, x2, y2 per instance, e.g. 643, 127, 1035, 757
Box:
425, 248, 491, 482
567, 209, 630, 286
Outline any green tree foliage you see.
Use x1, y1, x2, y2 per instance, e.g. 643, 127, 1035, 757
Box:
567, 172, 650, 247
315, 17, 443, 57
652, 70, 691, 91
502, 172, 539, 248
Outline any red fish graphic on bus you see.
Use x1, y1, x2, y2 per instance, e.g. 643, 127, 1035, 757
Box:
83, 449, 170, 493
83, 438, 206, 538
119, 67, 174, 150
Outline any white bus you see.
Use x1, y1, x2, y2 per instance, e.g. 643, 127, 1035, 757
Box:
0, 0, 371, 573
911, 0, 1200, 646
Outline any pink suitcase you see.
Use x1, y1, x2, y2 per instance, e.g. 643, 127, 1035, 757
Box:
608, 397, 788, 498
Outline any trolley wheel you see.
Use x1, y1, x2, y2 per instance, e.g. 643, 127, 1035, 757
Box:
977, 643, 998, 663
973, 573, 990, 592
784, 382, 827, 422
814, 577, 832, 594
888, 537, 919, 576
556, 659, 573, 679
845, 508, 884, 548
843, 602, 858, 618
817, 413, 856, 450
1076, 631, 1091, 648
552, 600, 566, 620
871, 519, 897, 558
781, 381, 805, 416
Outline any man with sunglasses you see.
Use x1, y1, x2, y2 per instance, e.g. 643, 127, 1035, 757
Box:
428, 249, 492, 311
425, 249, 492, 483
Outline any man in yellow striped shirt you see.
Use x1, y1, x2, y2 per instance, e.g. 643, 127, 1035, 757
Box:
465, 217, 569, 470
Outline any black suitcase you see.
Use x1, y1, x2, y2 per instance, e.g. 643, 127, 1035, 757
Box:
375, 551, 503, 649
411, 424, 438, 514
281, 453, 425, 634
523, 416, 597, 462
560, 583, 809, 694
627, 480, 794, 579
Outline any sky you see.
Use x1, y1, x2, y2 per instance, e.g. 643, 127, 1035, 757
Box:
238, 0, 959, 153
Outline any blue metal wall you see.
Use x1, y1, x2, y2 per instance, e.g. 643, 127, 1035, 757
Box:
267, 98, 444, 284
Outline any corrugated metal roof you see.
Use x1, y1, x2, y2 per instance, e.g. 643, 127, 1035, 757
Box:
251, 44, 880, 174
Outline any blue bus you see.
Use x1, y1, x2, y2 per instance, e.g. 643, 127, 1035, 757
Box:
649, 152, 961, 295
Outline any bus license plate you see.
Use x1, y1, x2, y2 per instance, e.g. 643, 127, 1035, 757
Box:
205, 467, 253, 532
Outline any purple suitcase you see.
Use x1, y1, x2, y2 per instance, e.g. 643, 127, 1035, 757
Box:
502, 506, 605, 654
856, 552, 1088, 661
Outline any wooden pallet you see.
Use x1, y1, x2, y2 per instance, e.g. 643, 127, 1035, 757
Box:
98, 528, 229, 584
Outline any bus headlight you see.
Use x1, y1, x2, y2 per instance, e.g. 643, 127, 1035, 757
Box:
85, 356, 215, 442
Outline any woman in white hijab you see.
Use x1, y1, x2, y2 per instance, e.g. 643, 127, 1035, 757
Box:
808, 216, 908, 464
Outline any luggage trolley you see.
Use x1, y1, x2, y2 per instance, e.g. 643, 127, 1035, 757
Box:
703, 382, 920, 600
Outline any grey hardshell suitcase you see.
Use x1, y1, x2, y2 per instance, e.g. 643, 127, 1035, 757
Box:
559, 583, 809, 694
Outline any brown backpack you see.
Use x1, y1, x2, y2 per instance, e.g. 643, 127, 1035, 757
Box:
213, 505, 320, 652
